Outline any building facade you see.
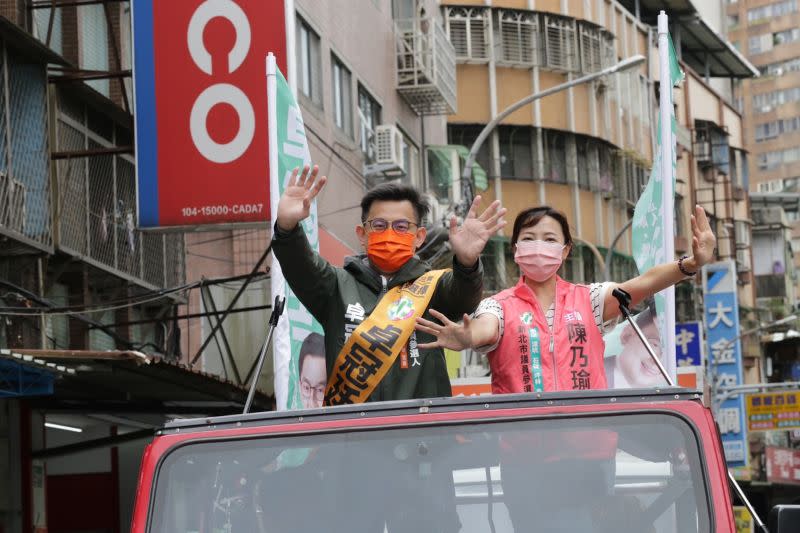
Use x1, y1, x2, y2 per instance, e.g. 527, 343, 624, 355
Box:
727, 0, 800, 307
179, 0, 457, 390
442, 0, 651, 293
0, 2, 191, 533
442, 0, 756, 367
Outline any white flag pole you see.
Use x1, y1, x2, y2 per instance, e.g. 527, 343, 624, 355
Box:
266, 53, 290, 409
267, 53, 279, 205
658, 11, 677, 379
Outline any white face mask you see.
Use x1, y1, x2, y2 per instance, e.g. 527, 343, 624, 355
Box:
514, 240, 565, 282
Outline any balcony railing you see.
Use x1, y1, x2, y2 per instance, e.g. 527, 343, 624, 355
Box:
395, 17, 457, 115
54, 92, 184, 290
0, 41, 52, 251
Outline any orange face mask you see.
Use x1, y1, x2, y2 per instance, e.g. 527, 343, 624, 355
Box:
367, 230, 416, 273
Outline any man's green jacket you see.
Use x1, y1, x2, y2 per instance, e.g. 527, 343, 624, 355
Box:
272, 224, 484, 402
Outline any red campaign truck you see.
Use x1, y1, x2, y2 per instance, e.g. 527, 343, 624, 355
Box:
131, 388, 800, 533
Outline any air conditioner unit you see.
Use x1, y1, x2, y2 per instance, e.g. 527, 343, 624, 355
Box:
364, 124, 406, 178
760, 105, 773, 113
375, 125, 405, 171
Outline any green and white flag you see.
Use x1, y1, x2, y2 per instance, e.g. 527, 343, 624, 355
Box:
267, 53, 325, 410
603, 19, 684, 388
630, 26, 684, 380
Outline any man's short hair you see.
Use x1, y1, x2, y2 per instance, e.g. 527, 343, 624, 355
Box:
360, 183, 430, 224
299, 332, 325, 374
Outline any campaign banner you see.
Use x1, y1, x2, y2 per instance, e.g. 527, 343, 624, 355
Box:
703, 260, 748, 469
746, 391, 800, 432
132, 0, 287, 228
603, 317, 704, 389
267, 56, 325, 411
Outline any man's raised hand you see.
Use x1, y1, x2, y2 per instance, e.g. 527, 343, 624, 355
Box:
276, 165, 327, 231
449, 196, 507, 268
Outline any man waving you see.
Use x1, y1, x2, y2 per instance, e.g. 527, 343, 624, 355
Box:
272, 165, 506, 404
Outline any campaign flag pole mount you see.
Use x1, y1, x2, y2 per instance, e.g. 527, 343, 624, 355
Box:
267, 53, 324, 410
629, 11, 684, 382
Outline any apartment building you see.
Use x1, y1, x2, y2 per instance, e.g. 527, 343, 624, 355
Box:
0, 2, 195, 532
727, 0, 800, 314
441, 0, 756, 338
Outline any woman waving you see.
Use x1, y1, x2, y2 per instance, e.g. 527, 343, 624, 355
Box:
416, 204, 716, 393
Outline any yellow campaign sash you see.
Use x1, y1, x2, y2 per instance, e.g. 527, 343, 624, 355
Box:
324, 269, 449, 406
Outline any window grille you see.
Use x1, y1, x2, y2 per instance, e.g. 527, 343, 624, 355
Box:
579, 23, 602, 73
445, 7, 490, 62
498, 126, 533, 179
497, 10, 539, 66
543, 129, 567, 183
543, 15, 578, 72
55, 89, 184, 290
576, 137, 590, 189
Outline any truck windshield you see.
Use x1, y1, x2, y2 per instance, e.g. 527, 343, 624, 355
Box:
149, 412, 711, 533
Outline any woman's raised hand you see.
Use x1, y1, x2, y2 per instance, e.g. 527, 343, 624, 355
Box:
415, 309, 473, 351
690, 205, 716, 269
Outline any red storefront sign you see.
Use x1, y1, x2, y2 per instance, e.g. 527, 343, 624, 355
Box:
766, 446, 800, 485
133, 0, 287, 228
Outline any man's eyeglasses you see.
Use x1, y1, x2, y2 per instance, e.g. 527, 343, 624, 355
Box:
363, 218, 419, 234
300, 380, 325, 401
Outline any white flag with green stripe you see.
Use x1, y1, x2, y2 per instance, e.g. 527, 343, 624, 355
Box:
267, 53, 325, 410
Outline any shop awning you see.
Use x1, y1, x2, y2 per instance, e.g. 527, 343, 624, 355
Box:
615, 0, 758, 79
427, 145, 489, 192
674, 17, 759, 79
617, 0, 697, 17
761, 330, 800, 344
0, 349, 273, 414
0, 357, 56, 398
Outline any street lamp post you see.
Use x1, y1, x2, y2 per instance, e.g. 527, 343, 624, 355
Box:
602, 218, 634, 281
459, 55, 647, 207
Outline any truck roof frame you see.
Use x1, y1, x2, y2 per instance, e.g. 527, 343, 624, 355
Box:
161, 386, 703, 434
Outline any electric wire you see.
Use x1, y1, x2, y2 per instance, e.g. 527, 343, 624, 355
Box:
0, 280, 195, 312
0, 272, 269, 316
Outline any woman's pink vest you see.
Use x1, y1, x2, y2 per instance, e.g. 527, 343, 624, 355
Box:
489, 276, 608, 394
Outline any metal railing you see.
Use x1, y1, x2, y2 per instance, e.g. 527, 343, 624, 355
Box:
54, 92, 184, 290
0, 42, 52, 250
395, 17, 457, 115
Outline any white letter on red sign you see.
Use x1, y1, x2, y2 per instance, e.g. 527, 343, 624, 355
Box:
187, 0, 251, 75
190, 84, 255, 164
187, 0, 255, 164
